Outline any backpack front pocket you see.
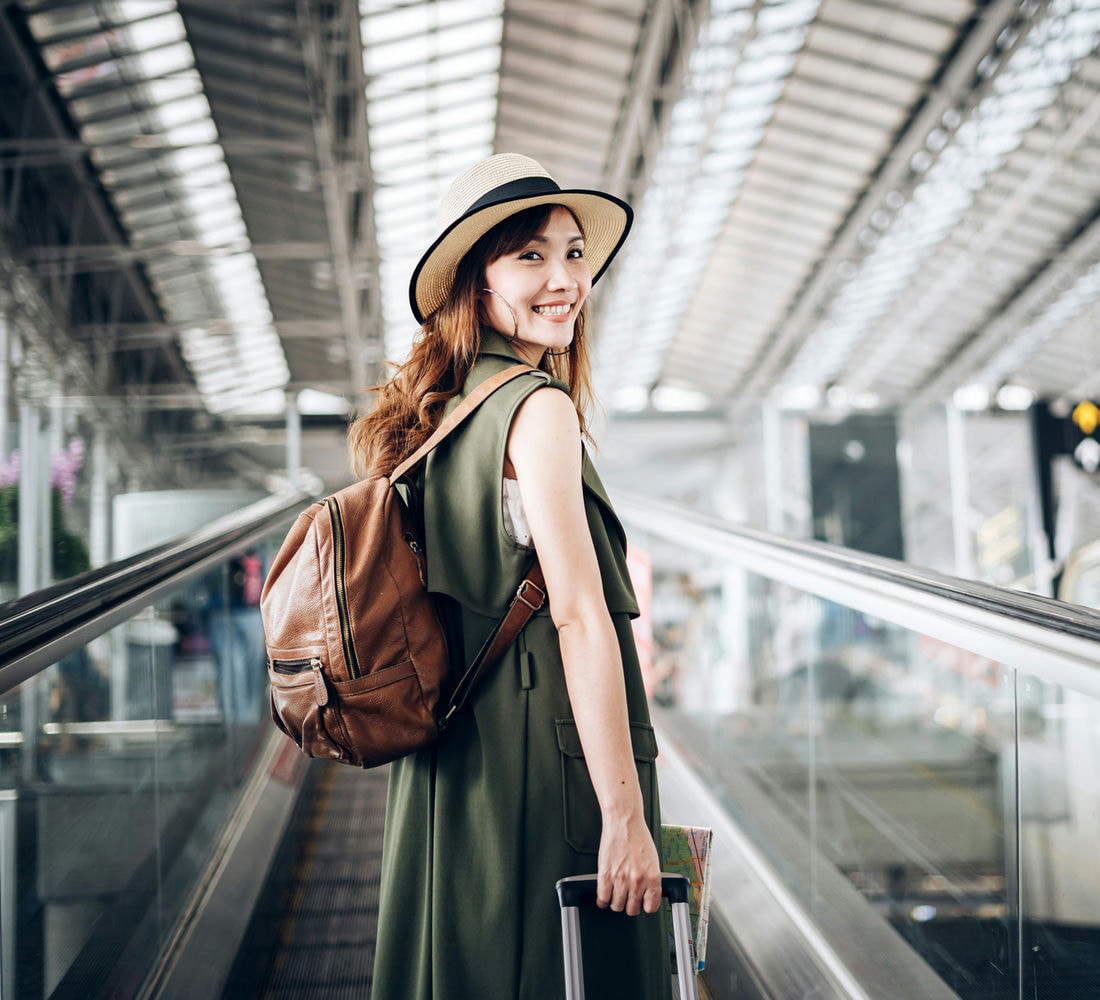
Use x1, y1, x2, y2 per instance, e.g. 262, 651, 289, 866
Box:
268, 656, 350, 762
327, 660, 434, 767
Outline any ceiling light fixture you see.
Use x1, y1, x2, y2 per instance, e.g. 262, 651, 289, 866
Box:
995, 384, 1036, 410
953, 384, 991, 411
775, 384, 821, 410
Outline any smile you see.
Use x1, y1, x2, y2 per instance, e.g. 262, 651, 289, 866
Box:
532, 304, 571, 316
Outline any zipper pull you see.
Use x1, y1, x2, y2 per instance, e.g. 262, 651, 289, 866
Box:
404, 532, 426, 585
310, 658, 328, 706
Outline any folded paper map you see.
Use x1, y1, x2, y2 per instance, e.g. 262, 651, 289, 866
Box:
661, 824, 714, 973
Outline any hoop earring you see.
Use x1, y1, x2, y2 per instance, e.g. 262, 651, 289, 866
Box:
482, 288, 519, 342
545, 346, 570, 357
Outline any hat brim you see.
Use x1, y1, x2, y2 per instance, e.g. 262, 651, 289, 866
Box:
410, 189, 633, 324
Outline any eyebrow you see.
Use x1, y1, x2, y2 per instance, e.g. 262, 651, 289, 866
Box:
528, 233, 585, 244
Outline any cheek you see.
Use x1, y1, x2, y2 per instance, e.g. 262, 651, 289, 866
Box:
485, 259, 519, 287
577, 270, 593, 302
483, 296, 512, 333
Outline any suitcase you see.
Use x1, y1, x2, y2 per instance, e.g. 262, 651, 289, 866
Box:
555, 873, 700, 1000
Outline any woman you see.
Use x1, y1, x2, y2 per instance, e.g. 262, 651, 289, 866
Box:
354, 154, 669, 999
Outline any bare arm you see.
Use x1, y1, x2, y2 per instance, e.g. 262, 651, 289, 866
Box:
507, 387, 661, 917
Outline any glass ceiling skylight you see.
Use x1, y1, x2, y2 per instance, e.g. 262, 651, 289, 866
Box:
360, 0, 504, 363
780, 0, 1100, 394
24, 0, 290, 416
978, 257, 1100, 389
596, 0, 821, 410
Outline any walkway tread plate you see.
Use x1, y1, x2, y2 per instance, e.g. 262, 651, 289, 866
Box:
259, 762, 388, 999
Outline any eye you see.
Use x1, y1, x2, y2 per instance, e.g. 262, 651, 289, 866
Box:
568, 246, 585, 259
518, 250, 542, 261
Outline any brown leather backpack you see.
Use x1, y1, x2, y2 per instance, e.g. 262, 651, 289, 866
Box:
261, 365, 547, 767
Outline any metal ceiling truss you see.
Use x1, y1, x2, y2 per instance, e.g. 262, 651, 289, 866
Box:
874, 57, 1100, 401
595, 0, 814, 402
0, 239, 182, 490
0, 136, 321, 163
917, 190, 1100, 404
603, 0, 1100, 418
746, 0, 1100, 413
603, 0, 703, 202
0, 8, 213, 490
741, 0, 1039, 397
294, 0, 378, 392
7, 0, 380, 424
14, 0, 294, 419
21, 240, 340, 271
0, 6, 192, 391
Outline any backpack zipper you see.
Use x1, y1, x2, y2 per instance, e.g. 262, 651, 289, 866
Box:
325, 497, 361, 679
271, 657, 313, 674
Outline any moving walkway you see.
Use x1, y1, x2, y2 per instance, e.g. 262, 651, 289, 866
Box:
1, 491, 1098, 998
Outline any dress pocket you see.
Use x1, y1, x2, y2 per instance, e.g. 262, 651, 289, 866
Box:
555, 718, 659, 854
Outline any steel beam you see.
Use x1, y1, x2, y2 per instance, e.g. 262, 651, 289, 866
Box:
52, 378, 348, 409
23, 240, 340, 266
72, 319, 343, 345
602, 0, 687, 196
296, 0, 370, 397
0, 136, 317, 157
342, 0, 383, 388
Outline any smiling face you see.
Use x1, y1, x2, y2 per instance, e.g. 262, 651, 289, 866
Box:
480, 206, 593, 366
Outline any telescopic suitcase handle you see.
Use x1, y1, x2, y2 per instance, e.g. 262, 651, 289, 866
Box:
554, 873, 699, 1000
555, 873, 690, 907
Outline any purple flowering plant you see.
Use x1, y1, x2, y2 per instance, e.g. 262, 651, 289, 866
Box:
0, 437, 86, 503
0, 437, 90, 582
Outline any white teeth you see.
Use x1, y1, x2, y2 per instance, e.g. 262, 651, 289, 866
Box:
533, 304, 570, 316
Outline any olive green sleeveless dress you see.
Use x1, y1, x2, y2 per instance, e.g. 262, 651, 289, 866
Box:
371, 330, 670, 999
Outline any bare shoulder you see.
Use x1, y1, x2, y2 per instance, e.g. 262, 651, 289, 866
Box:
510, 385, 578, 445
514, 383, 577, 424
508, 385, 580, 473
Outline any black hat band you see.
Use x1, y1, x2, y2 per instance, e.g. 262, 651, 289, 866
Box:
466, 175, 562, 215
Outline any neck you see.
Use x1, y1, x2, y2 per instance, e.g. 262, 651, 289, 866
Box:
479, 326, 543, 367
511, 341, 545, 367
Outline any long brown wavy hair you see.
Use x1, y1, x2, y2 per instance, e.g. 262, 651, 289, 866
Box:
349, 205, 597, 478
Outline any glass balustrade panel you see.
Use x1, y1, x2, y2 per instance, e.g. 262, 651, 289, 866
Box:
1016, 671, 1100, 999
632, 531, 1052, 999
0, 525, 285, 997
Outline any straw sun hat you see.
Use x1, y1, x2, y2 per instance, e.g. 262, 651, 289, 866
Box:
409, 153, 633, 324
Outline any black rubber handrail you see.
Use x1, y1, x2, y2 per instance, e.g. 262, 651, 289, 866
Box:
0, 490, 310, 694
615, 493, 1100, 645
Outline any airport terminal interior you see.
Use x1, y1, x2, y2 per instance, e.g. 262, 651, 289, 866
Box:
2, 0, 1100, 996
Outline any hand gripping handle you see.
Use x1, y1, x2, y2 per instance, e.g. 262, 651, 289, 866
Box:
555, 873, 689, 908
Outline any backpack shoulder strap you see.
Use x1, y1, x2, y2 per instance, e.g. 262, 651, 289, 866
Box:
439, 558, 546, 731
389, 363, 543, 483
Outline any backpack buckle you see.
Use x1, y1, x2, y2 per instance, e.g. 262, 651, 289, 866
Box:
516, 579, 546, 611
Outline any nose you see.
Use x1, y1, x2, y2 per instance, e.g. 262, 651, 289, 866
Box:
546, 256, 578, 291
